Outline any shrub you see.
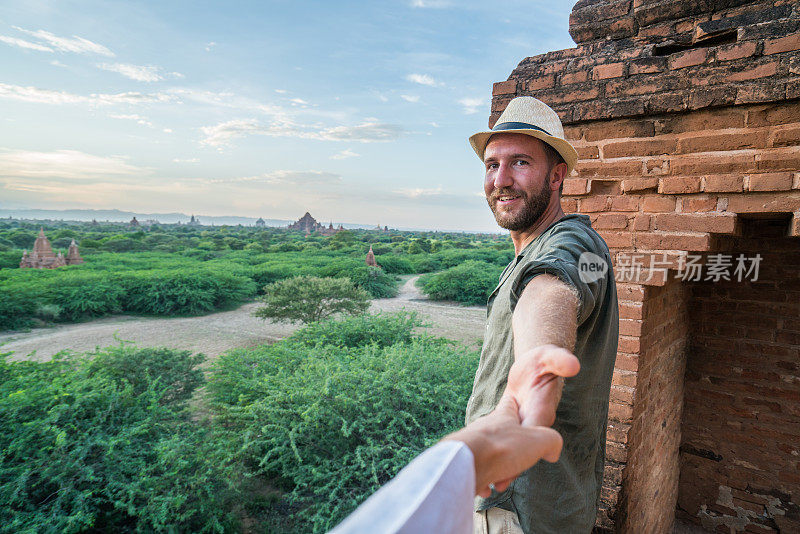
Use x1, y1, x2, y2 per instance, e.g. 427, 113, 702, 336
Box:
375, 254, 414, 274
346, 266, 398, 298
289, 311, 425, 348
0, 346, 238, 533
208, 333, 478, 532
253, 275, 371, 324
418, 260, 503, 305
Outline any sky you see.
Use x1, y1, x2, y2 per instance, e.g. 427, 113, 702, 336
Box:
0, 0, 577, 232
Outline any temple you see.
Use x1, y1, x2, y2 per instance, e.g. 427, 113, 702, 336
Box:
365, 245, 377, 267
19, 229, 83, 269
287, 212, 342, 235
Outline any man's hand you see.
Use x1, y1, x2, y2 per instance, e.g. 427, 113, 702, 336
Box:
442, 346, 580, 497
507, 344, 581, 427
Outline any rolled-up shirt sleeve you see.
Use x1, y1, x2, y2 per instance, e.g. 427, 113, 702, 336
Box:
329, 441, 475, 534
509, 227, 609, 326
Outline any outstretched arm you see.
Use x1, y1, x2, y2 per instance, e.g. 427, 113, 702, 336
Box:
511, 273, 579, 427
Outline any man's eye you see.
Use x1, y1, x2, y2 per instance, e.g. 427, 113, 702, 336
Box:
486, 163, 498, 170
513, 159, 528, 166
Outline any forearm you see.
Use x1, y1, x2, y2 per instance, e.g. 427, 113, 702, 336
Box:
511, 274, 579, 427
512, 274, 578, 354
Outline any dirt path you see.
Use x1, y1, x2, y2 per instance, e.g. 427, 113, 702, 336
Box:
0, 275, 487, 362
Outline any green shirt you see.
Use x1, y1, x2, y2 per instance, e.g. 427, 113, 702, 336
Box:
466, 214, 618, 534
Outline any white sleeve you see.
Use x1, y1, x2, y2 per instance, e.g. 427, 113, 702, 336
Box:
328, 440, 475, 534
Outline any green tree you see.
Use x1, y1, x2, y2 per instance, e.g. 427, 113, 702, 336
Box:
253, 275, 370, 324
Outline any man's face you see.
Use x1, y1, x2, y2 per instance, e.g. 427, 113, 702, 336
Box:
483, 133, 556, 232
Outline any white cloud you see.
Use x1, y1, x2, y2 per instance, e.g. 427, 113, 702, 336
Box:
98, 63, 163, 82
163, 128, 173, 133
205, 41, 216, 52
200, 119, 263, 147
400, 94, 420, 103
109, 113, 153, 127
13, 27, 114, 56
200, 118, 403, 147
166, 88, 283, 115
0, 83, 173, 106
274, 89, 287, 94
406, 73, 441, 86
0, 35, 53, 52
458, 97, 484, 114
290, 98, 309, 106
0, 148, 142, 179
173, 158, 199, 163
330, 148, 359, 160
315, 122, 403, 142
50, 59, 68, 68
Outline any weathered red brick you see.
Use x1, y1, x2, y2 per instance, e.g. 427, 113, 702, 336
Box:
764, 32, 800, 55
703, 174, 744, 193
576, 145, 600, 159
629, 56, 666, 75
746, 103, 800, 128
633, 214, 651, 231
659, 109, 745, 134
669, 48, 709, 70
594, 213, 629, 229
611, 196, 641, 212
525, 74, 555, 91
670, 153, 758, 175
642, 196, 677, 213
652, 213, 737, 233
580, 195, 610, 212
727, 192, 800, 213
716, 40, 758, 62
677, 131, 769, 153
771, 126, 800, 148
492, 79, 517, 95
659, 176, 702, 194
604, 138, 677, 158
561, 70, 589, 85
601, 231, 634, 248
748, 172, 794, 192
635, 232, 711, 251
562, 178, 589, 196
682, 196, 719, 213
728, 62, 779, 82
622, 178, 659, 193
593, 62, 626, 79
584, 120, 655, 142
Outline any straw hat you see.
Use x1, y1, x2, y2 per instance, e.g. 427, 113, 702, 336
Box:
469, 96, 578, 174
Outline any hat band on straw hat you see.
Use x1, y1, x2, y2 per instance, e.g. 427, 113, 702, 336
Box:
491, 121, 552, 136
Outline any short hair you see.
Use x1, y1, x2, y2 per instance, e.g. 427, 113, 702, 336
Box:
541, 141, 566, 195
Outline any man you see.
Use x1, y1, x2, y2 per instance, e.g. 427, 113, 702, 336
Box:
466, 96, 619, 533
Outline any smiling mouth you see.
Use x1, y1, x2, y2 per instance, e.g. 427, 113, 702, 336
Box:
498, 195, 520, 202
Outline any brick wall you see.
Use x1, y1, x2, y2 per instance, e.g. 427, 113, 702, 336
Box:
487, 1, 800, 531
615, 278, 690, 533
678, 219, 800, 533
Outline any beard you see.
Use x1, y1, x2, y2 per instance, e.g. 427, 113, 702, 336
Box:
487, 180, 551, 232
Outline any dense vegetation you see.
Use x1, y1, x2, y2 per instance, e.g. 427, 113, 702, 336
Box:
1, 313, 479, 533
0, 219, 513, 331
0, 346, 238, 533
418, 259, 505, 305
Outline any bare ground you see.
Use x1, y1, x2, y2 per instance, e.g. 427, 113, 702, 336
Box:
0, 275, 487, 362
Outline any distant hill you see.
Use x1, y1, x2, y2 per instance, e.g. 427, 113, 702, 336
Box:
0, 207, 382, 230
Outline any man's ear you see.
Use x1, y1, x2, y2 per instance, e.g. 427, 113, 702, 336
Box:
549, 162, 568, 192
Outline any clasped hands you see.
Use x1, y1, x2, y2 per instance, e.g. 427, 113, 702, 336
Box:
442, 344, 580, 497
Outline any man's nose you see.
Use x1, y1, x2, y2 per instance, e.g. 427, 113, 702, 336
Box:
493, 163, 514, 189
